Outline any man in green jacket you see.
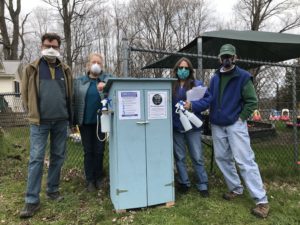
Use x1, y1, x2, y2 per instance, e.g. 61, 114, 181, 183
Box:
20, 33, 73, 218
209, 44, 269, 218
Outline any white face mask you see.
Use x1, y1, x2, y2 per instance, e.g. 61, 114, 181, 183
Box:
41, 47, 60, 60
90, 63, 101, 74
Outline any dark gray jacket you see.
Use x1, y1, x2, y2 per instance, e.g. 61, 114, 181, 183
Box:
73, 72, 112, 126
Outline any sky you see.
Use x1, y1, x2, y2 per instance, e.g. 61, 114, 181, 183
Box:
21, 0, 238, 19
22, 0, 49, 13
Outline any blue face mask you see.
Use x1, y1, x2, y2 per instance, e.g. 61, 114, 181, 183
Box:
177, 68, 190, 80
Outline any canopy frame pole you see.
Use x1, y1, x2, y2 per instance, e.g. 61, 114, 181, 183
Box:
292, 67, 299, 165
197, 38, 203, 81
122, 38, 129, 77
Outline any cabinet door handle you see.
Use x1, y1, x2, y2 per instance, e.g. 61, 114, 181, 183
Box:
116, 189, 128, 195
136, 121, 149, 125
164, 181, 174, 187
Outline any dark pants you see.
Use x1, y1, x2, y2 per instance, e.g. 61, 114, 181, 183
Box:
79, 124, 105, 183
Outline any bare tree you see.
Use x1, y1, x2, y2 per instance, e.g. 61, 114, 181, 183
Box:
122, 0, 213, 77
233, 0, 300, 102
171, 0, 212, 48
42, 0, 94, 69
20, 0, 213, 77
111, 0, 128, 75
19, 13, 30, 60
235, 0, 300, 32
21, 6, 59, 64
0, 0, 29, 60
29, 6, 55, 37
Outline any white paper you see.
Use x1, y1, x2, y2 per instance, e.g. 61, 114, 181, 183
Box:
148, 91, 167, 119
186, 86, 207, 101
118, 91, 141, 120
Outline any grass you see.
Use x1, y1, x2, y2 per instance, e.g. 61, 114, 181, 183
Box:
0, 125, 300, 224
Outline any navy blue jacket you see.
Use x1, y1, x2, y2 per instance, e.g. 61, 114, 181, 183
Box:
209, 66, 252, 126
172, 80, 211, 132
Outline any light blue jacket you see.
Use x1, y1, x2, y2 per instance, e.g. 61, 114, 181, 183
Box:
73, 72, 112, 126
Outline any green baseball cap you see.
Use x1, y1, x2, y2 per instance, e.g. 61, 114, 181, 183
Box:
218, 44, 236, 57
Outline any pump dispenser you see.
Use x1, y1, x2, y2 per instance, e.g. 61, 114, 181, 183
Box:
183, 110, 203, 128
175, 100, 203, 131
100, 99, 110, 133
179, 110, 193, 131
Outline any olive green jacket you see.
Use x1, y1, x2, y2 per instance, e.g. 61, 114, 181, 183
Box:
21, 58, 73, 125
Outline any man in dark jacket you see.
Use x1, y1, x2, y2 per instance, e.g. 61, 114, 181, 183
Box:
20, 33, 73, 218
209, 44, 269, 218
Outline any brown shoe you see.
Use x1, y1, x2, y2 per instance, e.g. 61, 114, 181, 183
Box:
251, 203, 270, 218
46, 191, 64, 202
19, 203, 40, 218
223, 191, 242, 200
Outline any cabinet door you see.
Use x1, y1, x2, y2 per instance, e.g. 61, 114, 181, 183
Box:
145, 90, 174, 206
115, 89, 147, 210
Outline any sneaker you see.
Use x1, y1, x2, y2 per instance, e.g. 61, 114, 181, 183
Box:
19, 202, 40, 218
199, 190, 209, 198
46, 191, 64, 201
223, 191, 242, 200
251, 203, 270, 218
87, 182, 96, 192
95, 180, 102, 190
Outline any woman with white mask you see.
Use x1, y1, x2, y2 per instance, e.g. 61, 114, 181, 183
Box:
73, 53, 112, 192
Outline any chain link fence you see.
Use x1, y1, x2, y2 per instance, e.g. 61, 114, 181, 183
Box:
0, 93, 109, 178
124, 44, 300, 178
1, 44, 299, 180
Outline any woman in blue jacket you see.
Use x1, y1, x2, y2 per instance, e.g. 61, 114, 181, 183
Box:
172, 57, 211, 197
73, 53, 112, 192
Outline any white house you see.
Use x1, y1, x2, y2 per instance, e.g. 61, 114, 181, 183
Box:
0, 60, 21, 93
0, 60, 23, 112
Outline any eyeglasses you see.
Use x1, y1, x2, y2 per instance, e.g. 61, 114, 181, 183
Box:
42, 44, 60, 50
178, 67, 189, 70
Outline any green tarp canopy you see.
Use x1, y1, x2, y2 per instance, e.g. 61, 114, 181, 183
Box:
143, 30, 300, 69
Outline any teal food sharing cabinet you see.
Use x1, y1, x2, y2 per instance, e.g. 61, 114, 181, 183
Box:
104, 78, 175, 211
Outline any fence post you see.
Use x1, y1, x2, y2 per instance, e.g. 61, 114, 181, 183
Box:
0, 126, 3, 152
196, 37, 203, 81
122, 38, 129, 77
292, 67, 299, 165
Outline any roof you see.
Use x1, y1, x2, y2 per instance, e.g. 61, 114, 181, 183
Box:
0, 60, 21, 78
2, 60, 21, 74
143, 30, 300, 69
104, 77, 177, 92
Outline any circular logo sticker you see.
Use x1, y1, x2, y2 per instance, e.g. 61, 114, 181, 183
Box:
152, 94, 162, 105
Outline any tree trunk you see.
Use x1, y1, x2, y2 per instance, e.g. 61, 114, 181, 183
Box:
0, 0, 21, 60
0, 0, 12, 59
62, 0, 72, 69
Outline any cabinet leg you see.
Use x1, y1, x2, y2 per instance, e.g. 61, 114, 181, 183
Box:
164, 201, 175, 208
113, 209, 127, 214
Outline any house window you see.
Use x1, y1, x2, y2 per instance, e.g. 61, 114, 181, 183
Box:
14, 81, 20, 96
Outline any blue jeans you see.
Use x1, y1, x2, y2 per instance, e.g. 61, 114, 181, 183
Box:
211, 120, 268, 204
173, 130, 208, 191
25, 120, 68, 204
79, 124, 105, 184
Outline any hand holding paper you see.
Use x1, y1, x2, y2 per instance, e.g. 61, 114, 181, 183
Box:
186, 86, 207, 101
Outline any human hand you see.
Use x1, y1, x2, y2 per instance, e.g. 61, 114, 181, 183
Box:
97, 82, 105, 92
71, 126, 79, 133
183, 101, 191, 110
